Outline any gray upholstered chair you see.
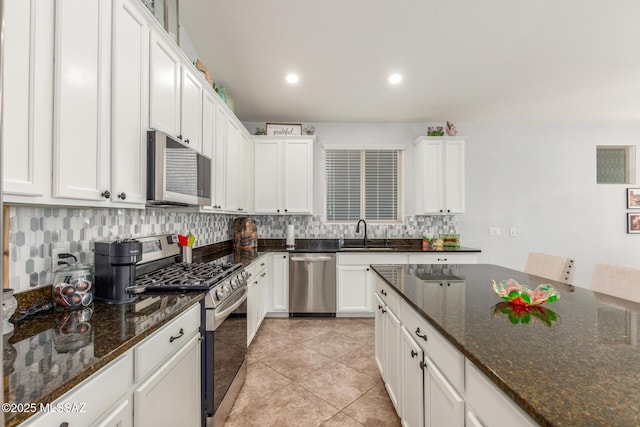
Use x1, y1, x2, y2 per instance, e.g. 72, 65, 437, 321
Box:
589, 263, 640, 304
524, 252, 575, 285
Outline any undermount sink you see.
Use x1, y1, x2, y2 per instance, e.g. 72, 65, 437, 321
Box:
341, 247, 394, 251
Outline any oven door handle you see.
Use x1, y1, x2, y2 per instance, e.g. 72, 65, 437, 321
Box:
214, 287, 248, 324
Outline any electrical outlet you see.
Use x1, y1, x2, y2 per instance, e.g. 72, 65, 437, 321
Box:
51, 243, 71, 272
489, 227, 501, 236
510, 227, 517, 237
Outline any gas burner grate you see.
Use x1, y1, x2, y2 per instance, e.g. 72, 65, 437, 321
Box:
137, 262, 242, 291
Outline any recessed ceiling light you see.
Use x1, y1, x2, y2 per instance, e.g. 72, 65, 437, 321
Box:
388, 73, 403, 85
286, 73, 300, 84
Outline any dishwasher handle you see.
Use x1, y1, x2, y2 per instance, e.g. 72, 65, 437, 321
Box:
290, 255, 334, 262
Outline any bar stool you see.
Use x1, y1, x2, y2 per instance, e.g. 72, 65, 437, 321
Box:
524, 252, 575, 285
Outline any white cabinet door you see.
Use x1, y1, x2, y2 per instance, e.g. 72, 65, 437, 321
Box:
149, 31, 180, 137
425, 357, 464, 427
384, 307, 402, 413
201, 91, 216, 159
444, 140, 465, 214
53, 0, 111, 201
283, 139, 313, 214
415, 137, 465, 215
254, 139, 282, 213
134, 334, 201, 427
2, 0, 53, 197
337, 265, 372, 314
238, 131, 250, 213
401, 327, 424, 427
247, 280, 257, 346
110, 0, 149, 205
268, 253, 289, 314
374, 294, 385, 376
180, 67, 202, 152
212, 104, 227, 210
225, 119, 240, 212
419, 140, 444, 214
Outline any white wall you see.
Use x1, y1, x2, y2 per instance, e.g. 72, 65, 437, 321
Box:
246, 121, 640, 287
461, 122, 640, 287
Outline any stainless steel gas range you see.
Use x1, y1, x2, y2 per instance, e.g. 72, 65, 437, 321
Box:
134, 235, 248, 427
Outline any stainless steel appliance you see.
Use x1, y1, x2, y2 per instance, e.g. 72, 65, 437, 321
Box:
134, 234, 248, 427
289, 253, 336, 316
147, 130, 212, 206
94, 239, 144, 304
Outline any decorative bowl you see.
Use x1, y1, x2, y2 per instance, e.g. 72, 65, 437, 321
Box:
491, 279, 560, 306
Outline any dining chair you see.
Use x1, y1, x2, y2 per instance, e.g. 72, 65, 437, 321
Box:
524, 252, 576, 284
589, 263, 640, 303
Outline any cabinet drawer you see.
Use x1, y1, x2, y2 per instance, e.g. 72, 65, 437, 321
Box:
135, 304, 201, 382
338, 253, 408, 265
246, 255, 267, 282
399, 300, 464, 393
407, 253, 477, 264
374, 274, 400, 313
465, 360, 537, 427
24, 352, 132, 427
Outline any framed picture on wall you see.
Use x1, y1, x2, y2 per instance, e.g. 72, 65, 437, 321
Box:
627, 188, 640, 209
627, 213, 640, 233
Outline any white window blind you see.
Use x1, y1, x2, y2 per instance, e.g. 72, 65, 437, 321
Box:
325, 149, 401, 222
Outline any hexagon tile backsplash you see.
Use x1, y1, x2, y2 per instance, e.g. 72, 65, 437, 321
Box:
8, 205, 457, 293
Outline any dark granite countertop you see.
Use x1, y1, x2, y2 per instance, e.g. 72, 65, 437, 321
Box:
371, 263, 640, 427
4, 292, 203, 426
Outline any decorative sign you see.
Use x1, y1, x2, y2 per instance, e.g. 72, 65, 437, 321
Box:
266, 123, 302, 136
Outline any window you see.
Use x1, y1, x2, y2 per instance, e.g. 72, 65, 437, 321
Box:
325, 149, 402, 222
597, 145, 636, 184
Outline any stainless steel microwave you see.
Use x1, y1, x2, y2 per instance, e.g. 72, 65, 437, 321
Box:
146, 130, 212, 206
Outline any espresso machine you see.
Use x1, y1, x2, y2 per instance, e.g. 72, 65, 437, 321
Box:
94, 239, 144, 304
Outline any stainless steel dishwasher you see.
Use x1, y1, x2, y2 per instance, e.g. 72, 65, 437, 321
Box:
289, 253, 336, 316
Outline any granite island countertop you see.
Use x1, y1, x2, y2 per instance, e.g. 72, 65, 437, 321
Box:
371, 263, 640, 427
4, 292, 203, 426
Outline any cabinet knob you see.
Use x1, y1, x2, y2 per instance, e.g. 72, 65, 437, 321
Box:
439, 209, 444, 213
283, 255, 286, 259
118, 192, 126, 200
381, 308, 387, 314
284, 209, 288, 212
277, 209, 280, 213
185, 138, 190, 144
238, 208, 243, 211
101, 190, 111, 199
447, 209, 451, 213
366, 268, 370, 271
378, 305, 383, 310
411, 350, 418, 358
177, 134, 183, 140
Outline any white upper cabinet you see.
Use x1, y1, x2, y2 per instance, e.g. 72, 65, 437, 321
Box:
2, 0, 54, 198
111, 0, 150, 205
225, 119, 240, 212
253, 136, 314, 214
414, 137, 465, 215
53, 0, 111, 201
149, 31, 181, 138
202, 91, 216, 159
180, 67, 202, 152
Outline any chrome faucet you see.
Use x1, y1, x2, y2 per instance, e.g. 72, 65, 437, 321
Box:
356, 219, 368, 247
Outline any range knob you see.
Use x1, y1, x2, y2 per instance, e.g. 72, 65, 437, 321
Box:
230, 278, 239, 290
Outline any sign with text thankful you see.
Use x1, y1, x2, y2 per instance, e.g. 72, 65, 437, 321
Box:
266, 123, 302, 136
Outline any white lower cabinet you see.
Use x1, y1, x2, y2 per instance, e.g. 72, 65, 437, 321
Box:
133, 333, 201, 427
22, 352, 133, 427
374, 288, 402, 415
400, 327, 424, 427
424, 356, 464, 427
337, 265, 372, 314
94, 398, 132, 427
247, 256, 268, 345
267, 252, 289, 316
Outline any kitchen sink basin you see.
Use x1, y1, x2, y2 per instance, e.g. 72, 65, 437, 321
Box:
341, 247, 394, 251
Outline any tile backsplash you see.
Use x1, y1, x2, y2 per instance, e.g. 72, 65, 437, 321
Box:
8, 206, 457, 293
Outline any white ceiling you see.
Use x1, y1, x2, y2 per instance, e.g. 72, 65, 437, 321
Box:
180, 0, 640, 124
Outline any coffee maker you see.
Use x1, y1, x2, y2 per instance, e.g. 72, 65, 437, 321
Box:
94, 239, 143, 304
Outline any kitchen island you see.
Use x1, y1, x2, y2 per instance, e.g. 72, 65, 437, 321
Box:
371, 263, 640, 427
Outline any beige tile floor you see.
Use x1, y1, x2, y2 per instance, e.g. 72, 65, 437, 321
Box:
224, 317, 401, 427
